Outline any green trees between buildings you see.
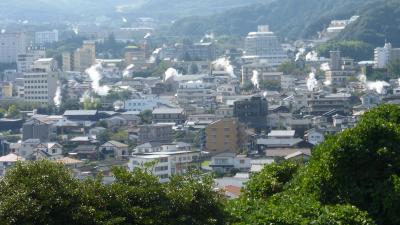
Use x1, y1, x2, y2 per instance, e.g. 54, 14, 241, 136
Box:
1, 105, 400, 224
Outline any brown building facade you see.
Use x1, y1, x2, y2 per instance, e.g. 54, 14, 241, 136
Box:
205, 118, 247, 155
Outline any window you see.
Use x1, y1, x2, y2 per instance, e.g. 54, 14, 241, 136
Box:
160, 158, 168, 163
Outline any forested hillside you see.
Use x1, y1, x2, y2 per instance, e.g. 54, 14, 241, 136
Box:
338, 0, 400, 47
169, 0, 382, 40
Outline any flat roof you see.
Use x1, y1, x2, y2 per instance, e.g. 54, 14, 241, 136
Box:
152, 108, 184, 114
64, 110, 97, 116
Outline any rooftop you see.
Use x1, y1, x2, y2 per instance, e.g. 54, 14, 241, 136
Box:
64, 110, 98, 116
0, 153, 25, 162
268, 130, 296, 138
152, 108, 184, 114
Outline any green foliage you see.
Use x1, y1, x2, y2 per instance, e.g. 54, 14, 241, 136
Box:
240, 82, 254, 92
6, 105, 20, 119
139, 109, 152, 124
229, 105, 400, 224
277, 60, 309, 76
97, 130, 111, 144
0, 108, 5, 118
317, 40, 374, 61
0, 161, 84, 224
96, 34, 128, 59
83, 98, 101, 110
294, 104, 400, 224
104, 89, 133, 102
110, 130, 129, 143
0, 160, 226, 225
170, 0, 376, 39
259, 80, 281, 91
338, 0, 400, 47
244, 161, 300, 199
387, 59, 400, 78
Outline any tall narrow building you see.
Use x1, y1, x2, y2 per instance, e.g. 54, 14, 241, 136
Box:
23, 58, 59, 106
243, 25, 287, 66
0, 32, 27, 63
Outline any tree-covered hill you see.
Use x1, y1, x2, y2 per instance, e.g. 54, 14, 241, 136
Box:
169, 0, 382, 40
337, 0, 400, 47
0, 0, 270, 22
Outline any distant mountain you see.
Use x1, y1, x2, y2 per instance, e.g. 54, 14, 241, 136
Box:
337, 0, 400, 47
0, 0, 269, 22
169, 0, 381, 40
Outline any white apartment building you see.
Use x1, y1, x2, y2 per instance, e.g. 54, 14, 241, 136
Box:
122, 98, 164, 112
243, 25, 287, 66
176, 81, 216, 109
23, 58, 59, 105
374, 42, 400, 69
17, 48, 46, 73
128, 150, 202, 182
35, 30, 59, 45
0, 32, 27, 63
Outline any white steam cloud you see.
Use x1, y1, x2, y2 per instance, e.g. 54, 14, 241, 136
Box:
200, 33, 214, 43
295, 48, 305, 61
164, 68, 182, 82
86, 63, 110, 96
251, 70, 260, 89
212, 57, 236, 78
53, 84, 62, 107
358, 74, 390, 94
320, 62, 330, 72
123, 64, 134, 77
306, 72, 318, 91
144, 33, 151, 39
306, 51, 318, 61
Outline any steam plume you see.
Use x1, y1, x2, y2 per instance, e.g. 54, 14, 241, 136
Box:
164, 68, 182, 82
358, 74, 389, 94
53, 83, 62, 107
306, 72, 318, 91
86, 63, 110, 96
123, 64, 134, 77
251, 70, 260, 89
212, 57, 236, 78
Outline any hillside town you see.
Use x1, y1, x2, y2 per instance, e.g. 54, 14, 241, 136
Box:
1, 19, 400, 199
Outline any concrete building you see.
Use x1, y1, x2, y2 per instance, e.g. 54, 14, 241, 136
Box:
100, 141, 129, 159
0, 153, 25, 176
137, 124, 173, 145
308, 93, 352, 115
205, 118, 247, 155
17, 47, 46, 73
34, 30, 59, 45
176, 81, 216, 110
0, 32, 27, 63
243, 25, 287, 66
241, 58, 280, 85
124, 45, 147, 69
63, 41, 96, 72
122, 97, 164, 112
74, 41, 96, 72
23, 58, 59, 106
152, 108, 186, 125
374, 42, 400, 69
128, 150, 201, 182
325, 51, 355, 87
234, 95, 268, 133
0, 82, 13, 98
22, 119, 57, 142
210, 152, 251, 173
